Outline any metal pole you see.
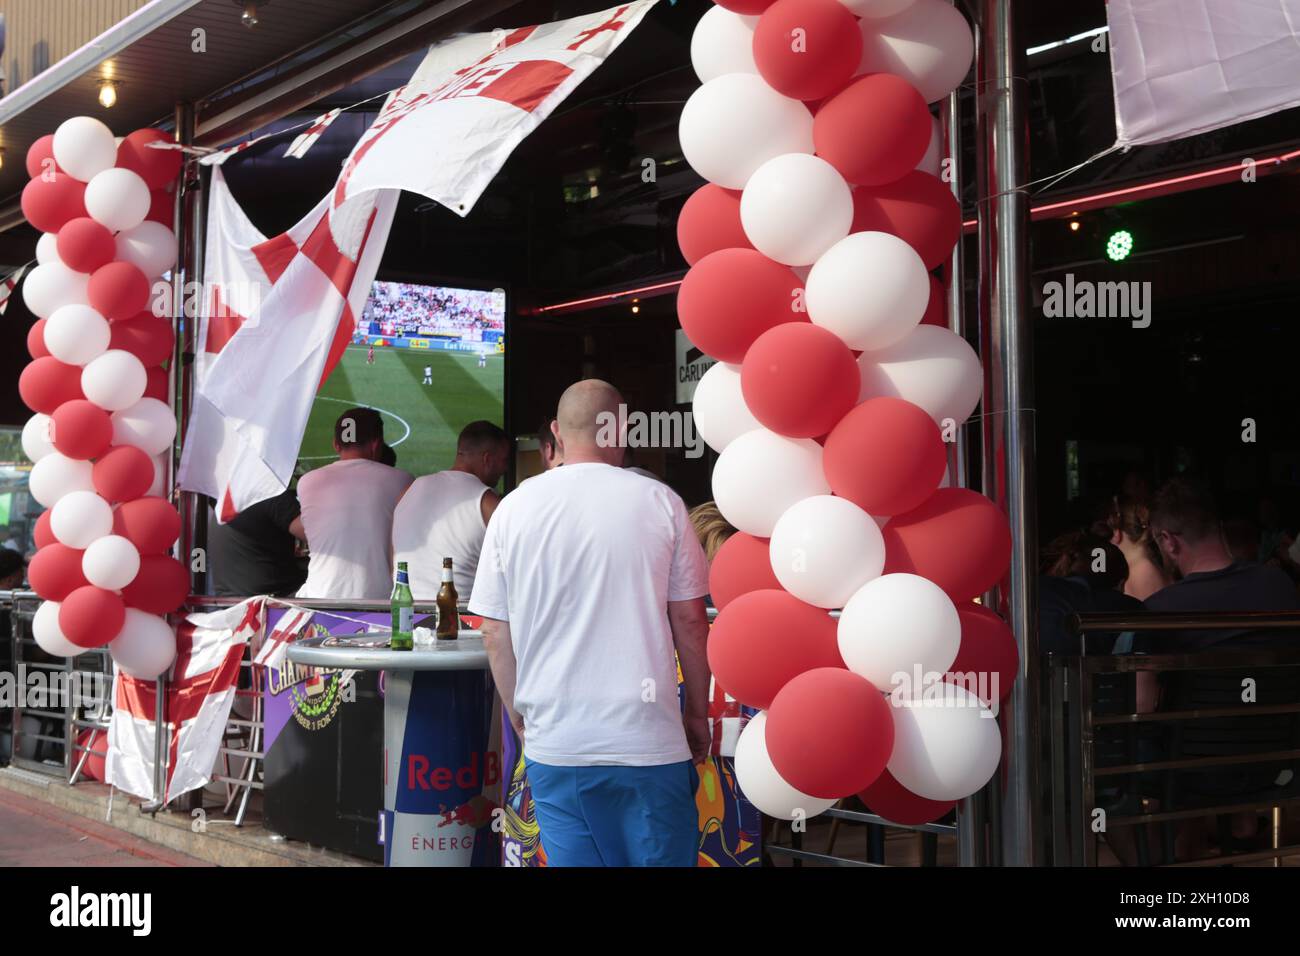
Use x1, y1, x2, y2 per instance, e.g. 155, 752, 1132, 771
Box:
942, 28, 985, 868
975, 0, 1039, 866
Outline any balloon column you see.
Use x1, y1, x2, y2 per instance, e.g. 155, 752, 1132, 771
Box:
683, 0, 1017, 824
20, 117, 186, 680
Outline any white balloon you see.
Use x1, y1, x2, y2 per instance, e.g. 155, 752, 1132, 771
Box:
52, 116, 117, 182
690, 6, 759, 83
740, 154, 853, 266
857, 324, 983, 425
838, 573, 960, 689
51, 490, 114, 549
109, 609, 177, 680
856, 0, 975, 103
111, 398, 176, 457
29, 453, 94, 508
115, 221, 178, 279
83, 535, 141, 590
712, 429, 830, 537
679, 73, 814, 190
43, 304, 111, 366
692, 362, 761, 453
917, 114, 943, 176
21, 261, 90, 319
840, 0, 917, 18
769, 496, 885, 608
887, 684, 1001, 801
148, 453, 168, 498
22, 414, 55, 463
36, 232, 62, 266
734, 712, 837, 820
82, 350, 147, 411
33, 601, 83, 658
806, 231, 930, 350
84, 167, 151, 233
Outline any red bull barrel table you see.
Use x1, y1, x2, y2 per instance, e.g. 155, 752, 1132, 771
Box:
287, 634, 501, 867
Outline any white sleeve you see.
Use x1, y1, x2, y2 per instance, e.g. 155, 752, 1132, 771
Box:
468, 509, 509, 621
666, 493, 710, 602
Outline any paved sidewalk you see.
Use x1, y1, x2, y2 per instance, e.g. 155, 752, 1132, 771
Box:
0, 788, 209, 867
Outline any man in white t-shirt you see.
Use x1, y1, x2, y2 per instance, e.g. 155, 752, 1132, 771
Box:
392, 420, 509, 599
423, 365, 433, 385
296, 407, 413, 600
469, 380, 711, 867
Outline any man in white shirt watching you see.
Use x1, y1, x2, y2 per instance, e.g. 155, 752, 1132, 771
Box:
469, 379, 711, 867
392, 420, 509, 600
296, 407, 413, 600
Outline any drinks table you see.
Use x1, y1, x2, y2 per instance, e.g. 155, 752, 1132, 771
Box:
287, 634, 501, 867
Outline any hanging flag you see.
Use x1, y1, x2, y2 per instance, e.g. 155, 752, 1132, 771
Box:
1108, 0, 1300, 146
105, 598, 266, 804
176, 166, 398, 520
253, 605, 314, 669
200, 132, 279, 166
331, 0, 657, 222
0, 264, 28, 315
284, 108, 342, 159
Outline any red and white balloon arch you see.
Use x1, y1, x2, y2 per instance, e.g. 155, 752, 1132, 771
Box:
19, 116, 187, 679
680, 0, 1019, 823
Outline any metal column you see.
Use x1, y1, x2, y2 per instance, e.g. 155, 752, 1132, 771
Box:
975, 0, 1039, 866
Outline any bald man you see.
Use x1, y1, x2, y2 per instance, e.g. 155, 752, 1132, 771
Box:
470, 380, 711, 867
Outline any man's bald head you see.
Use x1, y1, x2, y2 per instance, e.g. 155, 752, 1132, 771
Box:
555, 379, 624, 464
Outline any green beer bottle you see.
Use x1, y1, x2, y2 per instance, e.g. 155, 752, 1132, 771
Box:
390, 561, 414, 651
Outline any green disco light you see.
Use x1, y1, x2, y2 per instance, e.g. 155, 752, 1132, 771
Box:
1106, 229, 1133, 262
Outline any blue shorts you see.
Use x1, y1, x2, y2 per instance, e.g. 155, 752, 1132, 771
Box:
525, 759, 698, 867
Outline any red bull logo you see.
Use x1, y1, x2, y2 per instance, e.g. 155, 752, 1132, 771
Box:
406, 751, 500, 792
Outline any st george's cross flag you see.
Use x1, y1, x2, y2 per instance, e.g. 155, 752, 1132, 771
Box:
178, 2, 656, 518
105, 599, 266, 804
1108, 0, 1300, 146
285, 108, 342, 159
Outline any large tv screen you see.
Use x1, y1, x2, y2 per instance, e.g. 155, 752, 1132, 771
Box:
297, 281, 506, 480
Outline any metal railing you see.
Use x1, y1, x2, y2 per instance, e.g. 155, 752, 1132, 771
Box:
1051, 610, 1300, 867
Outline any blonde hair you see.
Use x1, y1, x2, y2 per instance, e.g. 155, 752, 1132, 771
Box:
688, 501, 736, 563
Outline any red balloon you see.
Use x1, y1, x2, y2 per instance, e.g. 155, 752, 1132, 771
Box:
714, 0, 778, 13
88, 261, 152, 321
26, 134, 58, 179
19, 356, 85, 414
766, 667, 895, 798
33, 510, 56, 549
921, 274, 947, 327
110, 313, 174, 367
56, 217, 117, 274
144, 364, 170, 402
814, 73, 932, 186
883, 488, 1012, 602
707, 589, 843, 709
741, 323, 859, 438
27, 319, 50, 359
28, 544, 88, 601
116, 129, 182, 190
60, 586, 126, 648
21, 173, 88, 233
859, 769, 954, 825
75, 728, 107, 782
121, 554, 188, 614
50, 399, 114, 460
92, 446, 156, 503
677, 249, 805, 363
677, 185, 751, 266
823, 397, 946, 515
146, 188, 174, 226
709, 532, 782, 610
113, 497, 180, 555
947, 603, 1018, 705
851, 171, 962, 270
753, 0, 862, 101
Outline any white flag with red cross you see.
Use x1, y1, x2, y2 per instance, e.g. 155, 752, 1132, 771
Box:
105, 598, 266, 803
331, 0, 657, 219
284, 108, 343, 160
